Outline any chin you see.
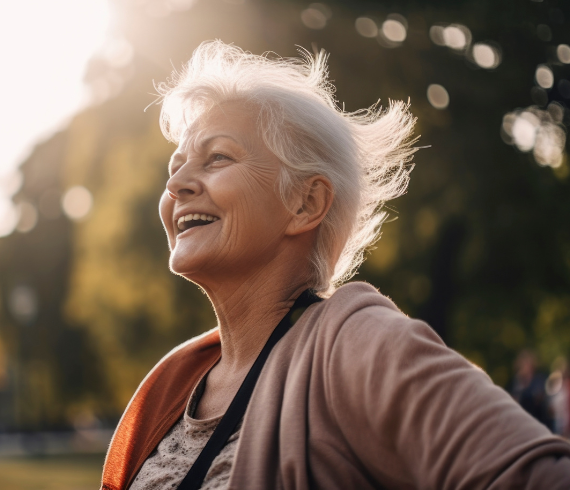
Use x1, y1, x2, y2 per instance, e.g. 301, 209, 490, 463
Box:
169, 250, 199, 277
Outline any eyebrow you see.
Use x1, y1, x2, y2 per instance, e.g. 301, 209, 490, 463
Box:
195, 133, 241, 149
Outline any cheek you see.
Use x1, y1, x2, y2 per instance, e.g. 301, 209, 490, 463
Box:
226, 162, 282, 211
224, 172, 290, 243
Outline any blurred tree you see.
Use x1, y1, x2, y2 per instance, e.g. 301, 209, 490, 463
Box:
0, 0, 569, 429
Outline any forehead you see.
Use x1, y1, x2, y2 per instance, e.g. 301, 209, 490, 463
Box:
181, 100, 260, 149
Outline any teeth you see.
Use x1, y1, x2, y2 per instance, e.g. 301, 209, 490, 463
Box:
177, 213, 219, 230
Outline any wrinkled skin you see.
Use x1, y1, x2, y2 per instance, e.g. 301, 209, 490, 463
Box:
160, 102, 298, 286
159, 100, 333, 418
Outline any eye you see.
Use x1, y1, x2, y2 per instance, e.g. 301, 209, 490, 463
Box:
212, 153, 229, 162
209, 153, 233, 166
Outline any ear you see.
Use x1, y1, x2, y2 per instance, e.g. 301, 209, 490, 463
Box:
286, 175, 334, 236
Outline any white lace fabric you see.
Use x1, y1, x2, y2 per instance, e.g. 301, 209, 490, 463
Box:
129, 378, 240, 490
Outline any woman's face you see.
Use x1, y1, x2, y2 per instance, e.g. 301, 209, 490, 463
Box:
159, 101, 296, 284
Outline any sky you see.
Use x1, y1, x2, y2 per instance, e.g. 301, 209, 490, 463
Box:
0, 0, 110, 233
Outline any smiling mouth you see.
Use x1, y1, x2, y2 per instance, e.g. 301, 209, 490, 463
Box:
176, 213, 219, 233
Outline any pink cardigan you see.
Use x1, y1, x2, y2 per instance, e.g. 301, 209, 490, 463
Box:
102, 282, 570, 489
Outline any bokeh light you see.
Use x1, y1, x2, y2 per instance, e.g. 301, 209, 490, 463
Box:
355, 17, 378, 38
89, 71, 126, 106
557, 44, 570, 64
301, 3, 331, 30
0, 170, 24, 198
99, 38, 134, 69
534, 124, 565, 168
62, 186, 93, 221
535, 65, 554, 89
8, 286, 38, 324
0, 170, 23, 236
377, 14, 407, 48
382, 19, 407, 43
512, 112, 540, 151
472, 43, 501, 69
547, 102, 565, 123
0, 199, 19, 237
15, 201, 39, 233
429, 25, 446, 46
443, 24, 471, 51
429, 23, 472, 52
501, 106, 567, 168
427, 84, 450, 109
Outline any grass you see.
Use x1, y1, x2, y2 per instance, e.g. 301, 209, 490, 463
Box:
0, 453, 104, 490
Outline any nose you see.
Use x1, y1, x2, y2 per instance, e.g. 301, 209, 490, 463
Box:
166, 164, 204, 201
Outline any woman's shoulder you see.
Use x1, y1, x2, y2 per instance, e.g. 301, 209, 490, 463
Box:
101, 330, 221, 490
325, 281, 401, 314
317, 281, 436, 343
307, 281, 451, 375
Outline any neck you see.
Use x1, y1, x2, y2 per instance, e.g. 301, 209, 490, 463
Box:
196, 250, 311, 374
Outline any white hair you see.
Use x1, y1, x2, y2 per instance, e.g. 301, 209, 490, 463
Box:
157, 40, 417, 295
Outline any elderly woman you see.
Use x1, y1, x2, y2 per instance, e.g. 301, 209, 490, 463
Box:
101, 42, 570, 490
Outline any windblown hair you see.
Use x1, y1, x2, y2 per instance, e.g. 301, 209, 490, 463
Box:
158, 41, 417, 295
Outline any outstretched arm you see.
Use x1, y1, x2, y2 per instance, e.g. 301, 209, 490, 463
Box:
328, 304, 570, 489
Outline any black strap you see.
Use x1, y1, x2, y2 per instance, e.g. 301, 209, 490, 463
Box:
177, 289, 322, 490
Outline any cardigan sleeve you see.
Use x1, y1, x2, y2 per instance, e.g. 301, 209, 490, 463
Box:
326, 303, 570, 490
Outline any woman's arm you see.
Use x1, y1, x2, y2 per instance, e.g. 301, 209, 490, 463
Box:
327, 304, 570, 489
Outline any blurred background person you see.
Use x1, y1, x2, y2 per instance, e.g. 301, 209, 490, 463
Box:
546, 356, 570, 437
508, 350, 552, 430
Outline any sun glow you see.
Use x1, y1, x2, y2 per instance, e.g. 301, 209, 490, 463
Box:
0, 0, 109, 235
